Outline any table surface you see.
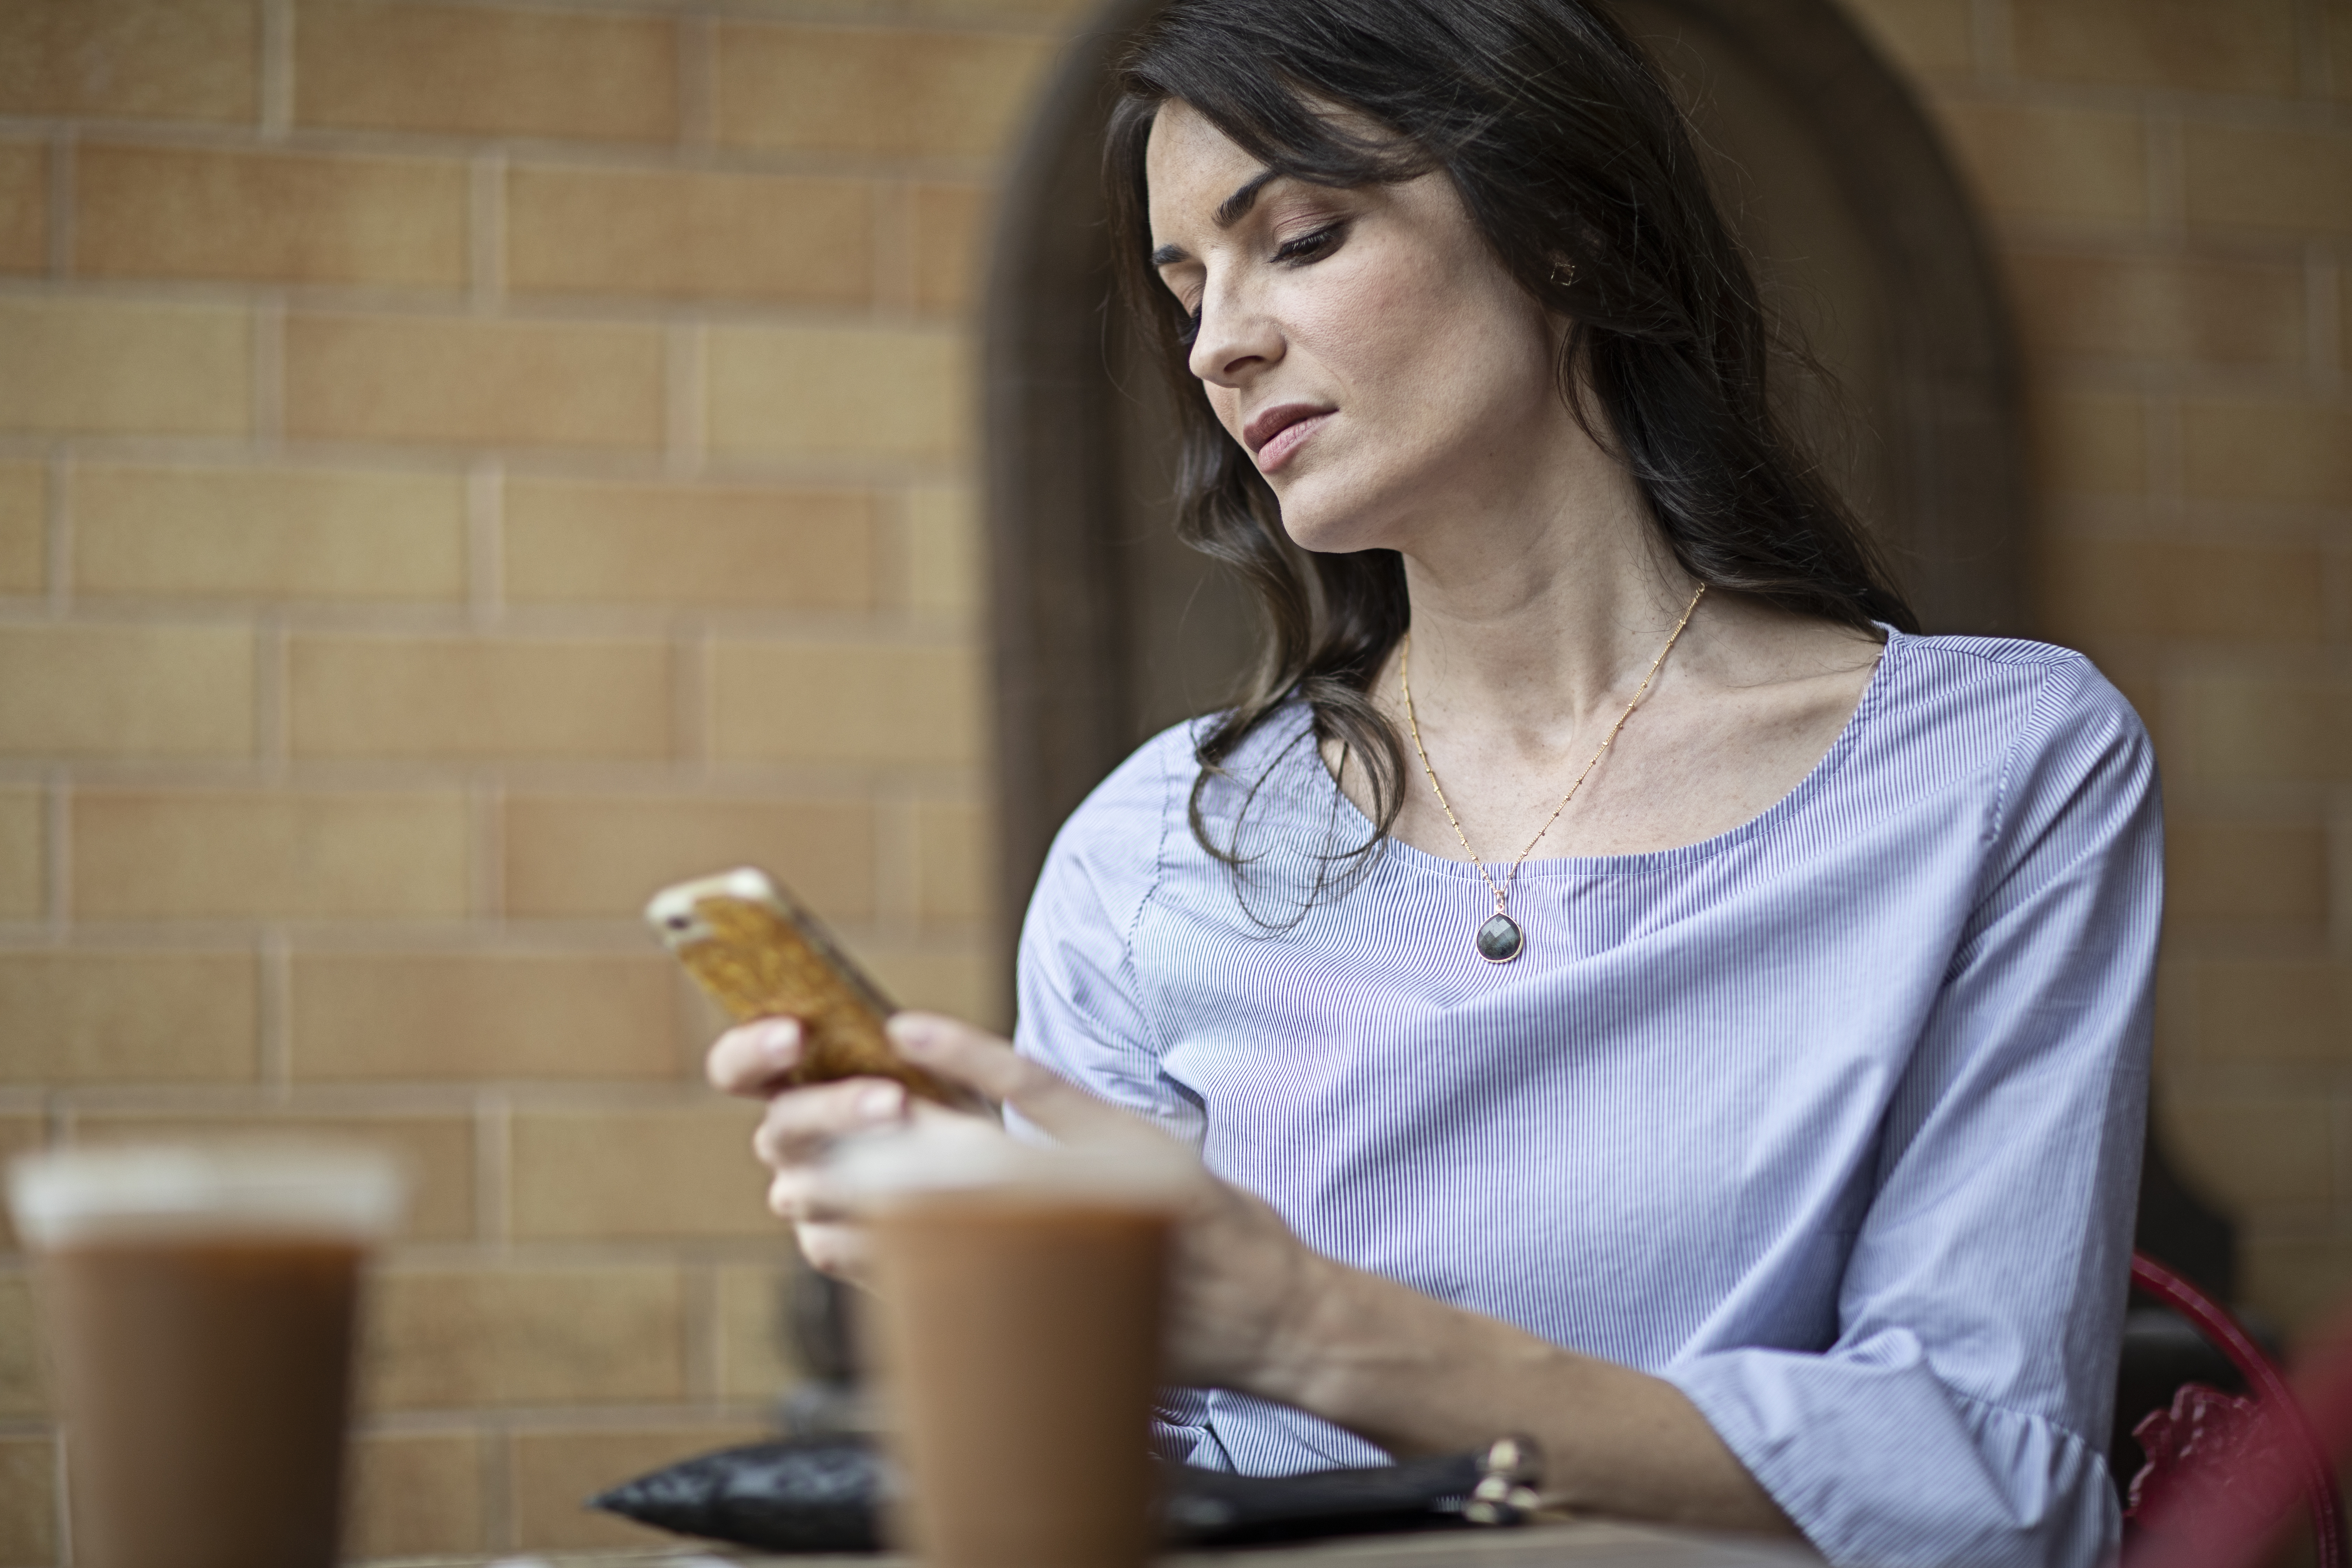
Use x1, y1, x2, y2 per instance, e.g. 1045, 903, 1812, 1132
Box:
374, 1517, 1822, 1568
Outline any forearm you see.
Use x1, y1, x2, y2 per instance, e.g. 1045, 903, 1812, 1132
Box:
1247, 1251, 1796, 1536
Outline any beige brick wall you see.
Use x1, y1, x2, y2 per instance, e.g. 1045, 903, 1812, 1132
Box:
0, 0, 2344, 1559
0, 0, 1067, 1556
1837, 0, 2352, 1334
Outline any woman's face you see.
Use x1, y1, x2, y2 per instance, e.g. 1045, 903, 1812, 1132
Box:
1144, 101, 1572, 557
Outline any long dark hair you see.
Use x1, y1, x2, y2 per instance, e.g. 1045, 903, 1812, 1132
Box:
1105, 0, 1917, 879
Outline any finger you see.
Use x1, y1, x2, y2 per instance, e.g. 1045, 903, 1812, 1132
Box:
888, 1013, 1152, 1147
751, 1077, 907, 1170
707, 1017, 802, 1097
797, 1222, 871, 1283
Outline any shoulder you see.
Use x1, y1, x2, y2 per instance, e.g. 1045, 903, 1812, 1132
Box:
1879, 631, 2149, 771
1882, 631, 2158, 864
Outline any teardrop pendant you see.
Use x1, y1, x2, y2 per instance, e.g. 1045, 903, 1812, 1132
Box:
1476, 912, 1525, 964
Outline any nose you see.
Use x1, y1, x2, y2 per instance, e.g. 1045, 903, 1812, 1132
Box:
1185, 279, 1282, 388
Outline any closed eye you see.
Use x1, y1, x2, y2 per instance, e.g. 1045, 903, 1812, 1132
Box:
1273, 224, 1345, 265
1177, 301, 1204, 346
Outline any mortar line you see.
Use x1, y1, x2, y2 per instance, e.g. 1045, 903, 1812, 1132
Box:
665, 322, 707, 479
44, 446, 70, 617
469, 769, 504, 922
251, 295, 287, 452
259, 926, 294, 1098
672, 616, 711, 767
679, 14, 719, 152
259, 0, 295, 139
44, 133, 71, 279
2144, 107, 2186, 244
254, 605, 291, 779
469, 152, 507, 315
43, 765, 68, 933
467, 458, 504, 630
2309, 243, 2343, 394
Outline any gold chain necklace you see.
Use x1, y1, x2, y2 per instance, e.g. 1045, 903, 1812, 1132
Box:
1400, 582, 1706, 964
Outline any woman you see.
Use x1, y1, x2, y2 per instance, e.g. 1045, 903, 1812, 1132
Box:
709, 1, 2160, 1563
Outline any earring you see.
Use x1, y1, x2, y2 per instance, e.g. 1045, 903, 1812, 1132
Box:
1550, 259, 1578, 286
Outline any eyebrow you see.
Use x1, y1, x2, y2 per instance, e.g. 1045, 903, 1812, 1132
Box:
1148, 168, 1283, 269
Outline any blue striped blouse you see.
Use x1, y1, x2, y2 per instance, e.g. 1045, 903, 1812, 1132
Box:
1012, 630, 2161, 1568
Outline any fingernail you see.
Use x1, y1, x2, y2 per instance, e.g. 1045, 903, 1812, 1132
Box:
859, 1084, 904, 1119
758, 1019, 800, 1066
888, 1016, 939, 1058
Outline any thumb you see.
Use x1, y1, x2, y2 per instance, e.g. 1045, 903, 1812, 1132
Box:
887, 1013, 1164, 1150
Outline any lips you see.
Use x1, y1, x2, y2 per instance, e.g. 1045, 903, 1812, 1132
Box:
1242, 402, 1335, 472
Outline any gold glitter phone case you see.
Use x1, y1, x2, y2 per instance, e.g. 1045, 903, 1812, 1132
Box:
646, 868, 975, 1108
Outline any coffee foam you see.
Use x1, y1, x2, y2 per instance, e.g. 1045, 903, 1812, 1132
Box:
824, 1117, 1196, 1213
8, 1143, 409, 1248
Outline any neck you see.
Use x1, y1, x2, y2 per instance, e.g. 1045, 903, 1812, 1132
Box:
1387, 450, 1702, 741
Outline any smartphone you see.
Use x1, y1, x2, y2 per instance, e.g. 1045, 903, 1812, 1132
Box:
646, 867, 976, 1108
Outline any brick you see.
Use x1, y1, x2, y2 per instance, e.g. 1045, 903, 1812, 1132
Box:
2168, 821, 2330, 922
295, 3, 676, 142
76, 143, 465, 289
2007, 253, 2304, 368
2185, 124, 2352, 236
348, 1432, 486, 1560
0, 624, 252, 757
75, 464, 467, 601
906, 484, 982, 615
509, 1105, 772, 1240
912, 182, 991, 316
70, 1112, 475, 1241
0, 1117, 42, 1251
0, 461, 47, 594
0, 953, 257, 1084
503, 796, 875, 920
2172, 679, 2352, 785
2036, 538, 2324, 641
718, 1261, 804, 1401
288, 635, 672, 759
716, 22, 1055, 159
0, 1274, 45, 1417
707, 324, 969, 461
711, 640, 985, 764
2014, 0, 2295, 94
508, 165, 870, 304
509, 1425, 768, 1550
0, 299, 248, 436
0, 788, 37, 921
2162, 1094, 2331, 1209
74, 791, 470, 918
290, 953, 679, 1082
0, 0, 255, 122
1834, 0, 1973, 74
2190, 959, 2351, 1060
285, 313, 664, 449
2182, 400, 2352, 507
0, 140, 43, 274
915, 799, 993, 923
0, 1435, 55, 1567
2026, 392, 2143, 496
504, 479, 874, 609
363, 1266, 686, 1410
1934, 103, 2146, 223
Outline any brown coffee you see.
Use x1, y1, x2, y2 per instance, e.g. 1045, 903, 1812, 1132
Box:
40, 1237, 363, 1568
867, 1194, 1172, 1568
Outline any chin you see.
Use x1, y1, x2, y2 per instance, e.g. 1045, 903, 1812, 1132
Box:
1270, 474, 1405, 558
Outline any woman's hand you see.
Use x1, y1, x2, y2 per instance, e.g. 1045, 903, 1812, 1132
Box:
882, 1013, 1329, 1392
704, 1015, 986, 1280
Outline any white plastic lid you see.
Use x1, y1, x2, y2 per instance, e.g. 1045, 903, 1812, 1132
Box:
7, 1143, 410, 1248
823, 1118, 1196, 1214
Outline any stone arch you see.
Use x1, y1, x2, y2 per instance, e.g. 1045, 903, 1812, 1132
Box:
980, 0, 2028, 927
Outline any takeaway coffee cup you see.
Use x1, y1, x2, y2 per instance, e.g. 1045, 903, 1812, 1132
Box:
831, 1120, 1192, 1568
8, 1144, 407, 1568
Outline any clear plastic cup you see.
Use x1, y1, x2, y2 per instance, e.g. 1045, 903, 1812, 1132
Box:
830, 1120, 1194, 1568
9, 1144, 407, 1568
